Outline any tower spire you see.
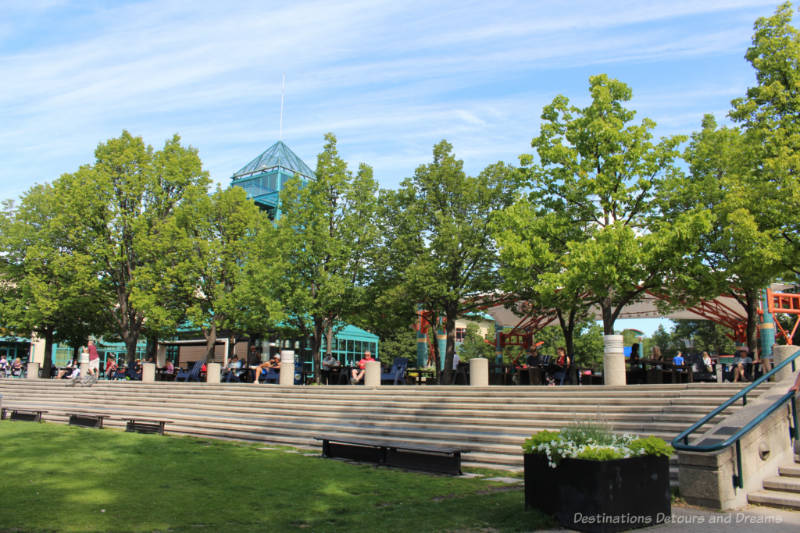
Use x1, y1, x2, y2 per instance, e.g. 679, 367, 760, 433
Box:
279, 73, 285, 141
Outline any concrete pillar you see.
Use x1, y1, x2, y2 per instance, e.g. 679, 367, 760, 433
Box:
78, 350, 89, 376
142, 362, 156, 382
364, 360, 381, 386
205, 362, 220, 383
773, 345, 798, 383
279, 350, 295, 386
156, 345, 167, 367
603, 334, 626, 386
26, 362, 39, 380
469, 357, 488, 386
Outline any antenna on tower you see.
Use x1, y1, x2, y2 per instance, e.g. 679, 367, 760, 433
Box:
279, 73, 285, 141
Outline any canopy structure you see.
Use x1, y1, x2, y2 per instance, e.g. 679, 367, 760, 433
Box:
230, 140, 314, 220
481, 289, 767, 347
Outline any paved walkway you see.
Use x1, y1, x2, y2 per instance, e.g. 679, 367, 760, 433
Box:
638, 504, 800, 533
535, 504, 800, 532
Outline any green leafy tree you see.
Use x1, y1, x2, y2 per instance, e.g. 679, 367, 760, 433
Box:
56, 131, 210, 364
389, 141, 518, 382
493, 196, 594, 361
665, 115, 786, 350
271, 134, 379, 381
730, 2, 800, 274
166, 186, 282, 362
0, 187, 111, 376
458, 322, 496, 361
524, 74, 709, 336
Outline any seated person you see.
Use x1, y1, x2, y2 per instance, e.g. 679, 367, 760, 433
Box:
321, 353, 341, 385
10, 357, 23, 377
672, 351, 685, 367
702, 351, 713, 373
223, 356, 243, 382
57, 359, 77, 379
525, 348, 540, 367
105, 357, 118, 379
0, 355, 9, 377
252, 354, 280, 383
351, 350, 376, 384
732, 350, 752, 382
66, 365, 81, 380
553, 347, 571, 385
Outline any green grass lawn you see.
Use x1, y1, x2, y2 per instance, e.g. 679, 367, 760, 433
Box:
0, 422, 553, 532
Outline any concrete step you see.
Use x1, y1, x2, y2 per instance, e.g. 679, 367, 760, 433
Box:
0, 379, 754, 472
763, 476, 800, 494
747, 490, 800, 510
779, 464, 800, 478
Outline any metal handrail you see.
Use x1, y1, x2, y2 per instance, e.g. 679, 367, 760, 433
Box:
671, 348, 800, 488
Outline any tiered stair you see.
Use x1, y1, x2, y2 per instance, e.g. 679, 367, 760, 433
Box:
0, 380, 753, 473
748, 454, 800, 510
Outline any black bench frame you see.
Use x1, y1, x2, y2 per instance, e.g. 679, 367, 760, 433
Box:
68, 413, 108, 429
1, 408, 47, 422
125, 418, 171, 435
315, 436, 466, 475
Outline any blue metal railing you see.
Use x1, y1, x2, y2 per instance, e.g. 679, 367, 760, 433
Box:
671, 349, 800, 489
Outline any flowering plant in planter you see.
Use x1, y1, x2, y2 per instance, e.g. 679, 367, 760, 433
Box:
522, 424, 673, 468
522, 423, 673, 533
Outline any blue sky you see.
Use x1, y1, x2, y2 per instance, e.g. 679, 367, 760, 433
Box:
0, 0, 784, 335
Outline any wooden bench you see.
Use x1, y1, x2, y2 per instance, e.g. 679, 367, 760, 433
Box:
125, 418, 172, 435
1, 408, 47, 422
67, 412, 108, 429
315, 436, 466, 475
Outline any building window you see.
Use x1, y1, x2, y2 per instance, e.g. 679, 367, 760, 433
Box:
455, 327, 466, 342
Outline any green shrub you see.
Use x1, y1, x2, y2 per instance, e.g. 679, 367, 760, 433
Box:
574, 446, 626, 461
521, 429, 559, 454
629, 436, 673, 457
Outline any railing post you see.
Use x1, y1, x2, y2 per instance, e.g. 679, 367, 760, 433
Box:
734, 439, 743, 489
792, 395, 799, 442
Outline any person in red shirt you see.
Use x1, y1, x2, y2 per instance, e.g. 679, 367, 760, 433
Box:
87, 340, 100, 379
351, 350, 375, 384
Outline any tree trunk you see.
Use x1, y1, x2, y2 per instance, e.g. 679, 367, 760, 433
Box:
203, 322, 217, 363
601, 299, 615, 335
744, 287, 759, 352
41, 328, 54, 378
557, 309, 576, 362
125, 333, 139, 368
443, 307, 458, 385
313, 317, 324, 384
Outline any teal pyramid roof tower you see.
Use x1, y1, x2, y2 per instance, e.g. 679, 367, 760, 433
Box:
230, 140, 315, 220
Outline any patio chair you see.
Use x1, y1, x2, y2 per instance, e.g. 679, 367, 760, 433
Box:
381, 358, 408, 385
176, 360, 203, 382
258, 368, 279, 384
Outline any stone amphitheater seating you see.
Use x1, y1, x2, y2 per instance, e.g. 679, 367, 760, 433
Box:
0, 380, 755, 477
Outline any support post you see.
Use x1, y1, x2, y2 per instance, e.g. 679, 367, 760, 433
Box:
142, 362, 156, 383
279, 350, 295, 386
205, 362, 220, 384
364, 360, 381, 386
469, 358, 488, 386
603, 334, 626, 386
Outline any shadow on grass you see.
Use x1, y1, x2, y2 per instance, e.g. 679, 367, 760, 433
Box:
0, 422, 553, 532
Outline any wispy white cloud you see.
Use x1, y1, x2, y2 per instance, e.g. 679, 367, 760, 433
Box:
0, 0, 781, 200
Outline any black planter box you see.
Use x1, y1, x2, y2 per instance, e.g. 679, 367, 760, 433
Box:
524, 453, 670, 533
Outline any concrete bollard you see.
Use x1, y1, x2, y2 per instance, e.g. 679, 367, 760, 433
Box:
79, 351, 89, 377
773, 345, 798, 383
603, 335, 626, 386
279, 350, 295, 386
469, 357, 489, 386
364, 361, 381, 386
142, 362, 156, 382
26, 362, 39, 379
205, 362, 220, 383
279, 362, 295, 385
